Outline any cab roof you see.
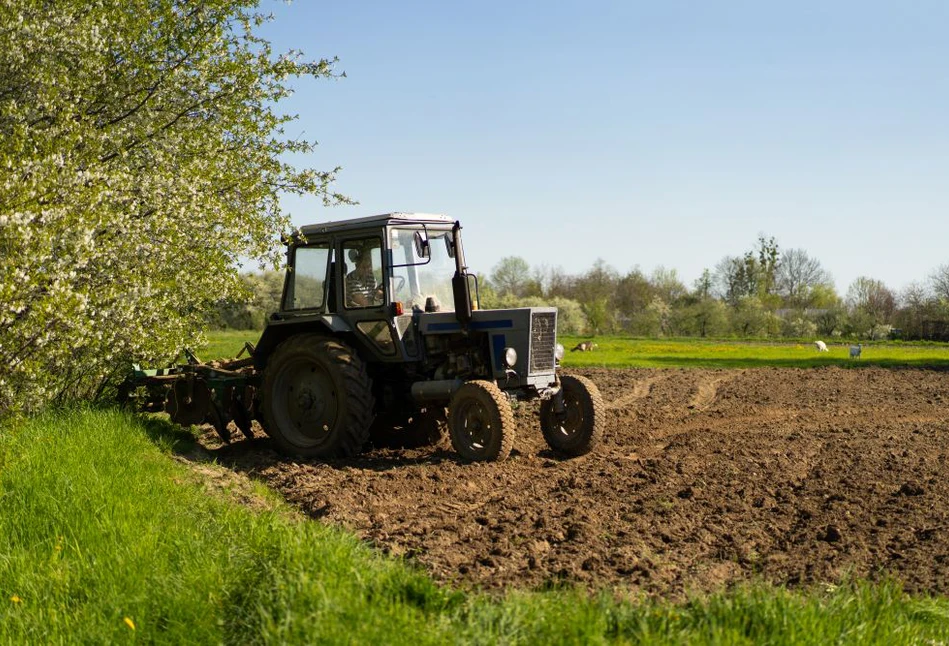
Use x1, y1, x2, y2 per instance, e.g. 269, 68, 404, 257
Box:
296, 212, 455, 238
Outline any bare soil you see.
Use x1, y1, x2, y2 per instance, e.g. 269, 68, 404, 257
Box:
194, 367, 949, 598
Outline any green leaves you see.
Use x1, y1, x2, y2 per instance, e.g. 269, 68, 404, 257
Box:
0, 0, 345, 413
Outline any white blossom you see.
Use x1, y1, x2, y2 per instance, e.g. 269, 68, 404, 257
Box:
0, 0, 346, 414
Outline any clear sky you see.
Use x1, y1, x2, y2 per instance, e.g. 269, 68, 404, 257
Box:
258, 0, 949, 296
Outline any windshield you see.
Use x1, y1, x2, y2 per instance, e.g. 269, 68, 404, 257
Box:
389, 227, 456, 312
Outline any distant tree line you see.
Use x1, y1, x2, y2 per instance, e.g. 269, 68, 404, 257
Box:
217, 236, 949, 341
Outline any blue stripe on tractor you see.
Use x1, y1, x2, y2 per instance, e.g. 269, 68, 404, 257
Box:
492, 334, 507, 372
427, 319, 514, 332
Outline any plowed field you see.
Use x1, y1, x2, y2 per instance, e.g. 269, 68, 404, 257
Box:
196, 367, 949, 598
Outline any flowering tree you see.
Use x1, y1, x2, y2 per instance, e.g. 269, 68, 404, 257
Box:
0, 1, 346, 413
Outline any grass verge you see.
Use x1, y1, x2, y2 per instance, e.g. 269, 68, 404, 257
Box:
3, 409, 949, 643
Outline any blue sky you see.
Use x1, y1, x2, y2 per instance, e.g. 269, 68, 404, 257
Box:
259, 1, 949, 296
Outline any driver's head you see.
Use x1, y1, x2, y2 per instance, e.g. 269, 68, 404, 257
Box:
348, 246, 373, 271
357, 250, 372, 271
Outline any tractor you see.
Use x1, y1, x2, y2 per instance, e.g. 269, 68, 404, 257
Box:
124, 213, 603, 461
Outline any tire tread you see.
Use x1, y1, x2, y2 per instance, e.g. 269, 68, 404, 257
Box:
260, 334, 374, 458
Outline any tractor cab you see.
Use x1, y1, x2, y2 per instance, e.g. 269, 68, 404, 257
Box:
267, 213, 468, 364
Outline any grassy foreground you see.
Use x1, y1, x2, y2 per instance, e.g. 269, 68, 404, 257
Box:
3, 409, 949, 644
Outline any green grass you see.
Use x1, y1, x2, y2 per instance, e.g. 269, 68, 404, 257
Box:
196, 329, 261, 362
2, 408, 949, 643
560, 336, 949, 369
0, 409, 460, 643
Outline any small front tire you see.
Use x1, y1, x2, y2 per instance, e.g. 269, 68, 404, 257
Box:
448, 380, 515, 462
540, 375, 603, 457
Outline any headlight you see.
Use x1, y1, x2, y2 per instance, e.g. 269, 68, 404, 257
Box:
503, 347, 518, 368
554, 343, 565, 361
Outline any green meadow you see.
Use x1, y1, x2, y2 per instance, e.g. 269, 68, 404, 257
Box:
192, 329, 260, 363
559, 336, 949, 369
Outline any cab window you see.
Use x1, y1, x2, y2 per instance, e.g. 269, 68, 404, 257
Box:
342, 238, 384, 308
284, 243, 330, 310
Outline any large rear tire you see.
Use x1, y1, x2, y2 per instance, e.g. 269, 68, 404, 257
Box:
540, 374, 603, 457
260, 335, 374, 458
448, 380, 515, 462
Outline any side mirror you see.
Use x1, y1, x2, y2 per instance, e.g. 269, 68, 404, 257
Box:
444, 235, 455, 258
413, 230, 430, 259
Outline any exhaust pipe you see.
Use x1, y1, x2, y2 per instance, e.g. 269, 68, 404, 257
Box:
451, 221, 472, 325
411, 379, 464, 404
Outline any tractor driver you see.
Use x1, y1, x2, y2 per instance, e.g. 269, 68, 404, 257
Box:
345, 244, 384, 307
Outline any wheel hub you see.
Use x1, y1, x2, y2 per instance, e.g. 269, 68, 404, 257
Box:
282, 364, 337, 438
295, 387, 328, 419
461, 404, 488, 447
548, 392, 581, 434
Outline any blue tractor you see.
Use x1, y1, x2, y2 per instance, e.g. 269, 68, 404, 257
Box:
128, 213, 603, 462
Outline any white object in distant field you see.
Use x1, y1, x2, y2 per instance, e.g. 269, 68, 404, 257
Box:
849, 344, 862, 359
815, 340, 828, 352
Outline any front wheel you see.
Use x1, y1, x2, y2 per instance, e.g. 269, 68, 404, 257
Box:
540, 375, 603, 457
259, 335, 374, 458
448, 381, 515, 462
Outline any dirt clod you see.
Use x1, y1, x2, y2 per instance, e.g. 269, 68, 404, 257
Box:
898, 482, 926, 496
821, 525, 843, 543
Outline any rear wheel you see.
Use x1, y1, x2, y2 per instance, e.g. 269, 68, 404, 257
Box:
260, 335, 374, 458
448, 380, 515, 462
540, 375, 603, 457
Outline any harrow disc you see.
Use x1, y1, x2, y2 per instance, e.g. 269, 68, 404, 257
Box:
165, 378, 211, 427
